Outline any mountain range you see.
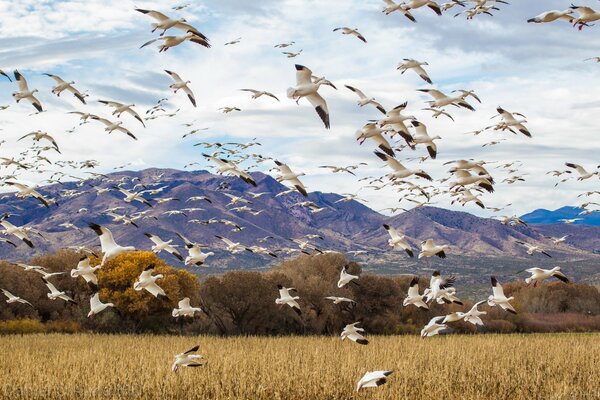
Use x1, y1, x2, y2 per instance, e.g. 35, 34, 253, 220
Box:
0, 168, 598, 287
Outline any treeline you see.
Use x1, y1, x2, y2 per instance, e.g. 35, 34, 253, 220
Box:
0, 251, 599, 335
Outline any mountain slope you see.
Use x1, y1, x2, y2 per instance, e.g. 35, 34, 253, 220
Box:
520, 206, 600, 226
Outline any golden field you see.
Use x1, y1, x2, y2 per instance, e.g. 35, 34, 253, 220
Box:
0, 333, 599, 400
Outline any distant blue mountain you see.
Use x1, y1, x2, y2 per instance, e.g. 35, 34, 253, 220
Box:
520, 206, 600, 226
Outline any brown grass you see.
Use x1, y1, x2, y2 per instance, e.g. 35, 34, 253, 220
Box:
0, 333, 599, 399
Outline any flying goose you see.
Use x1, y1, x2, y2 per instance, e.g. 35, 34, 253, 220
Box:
12, 70, 42, 112
0, 219, 34, 248
324, 296, 355, 305
4, 181, 50, 208
135, 8, 210, 40
275, 285, 301, 315
273, 160, 308, 197
403, 277, 428, 309
287, 64, 330, 128
424, 271, 462, 305
89, 223, 136, 266
546, 235, 569, 245
355, 123, 395, 157
215, 235, 252, 254
525, 267, 569, 285
570, 5, 600, 28
403, 0, 442, 15
488, 276, 516, 313
420, 316, 448, 338
98, 100, 145, 127
172, 297, 202, 317
527, 9, 574, 23
112, 186, 152, 207
344, 85, 385, 114
165, 70, 196, 107
356, 370, 393, 392
565, 163, 599, 180
397, 59, 432, 83
1, 288, 33, 307
333, 27, 367, 43
202, 153, 256, 186
141, 30, 210, 51
449, 170, 494, 193
418, 88, 475, 111
374, 151, 433, 181
494, 107, 531, 137
408, 120, 440, 159
42, 278, 76, 304
88, 293, 114, 317
144, 233, 184, 261
419, 240, 448, 259
134, 264, 167, 298
70, 256, 101, 288
240, 89, 280, 101
91, 116, 137, 140
176, 233, 214, 266
282, 50, 302, 58
378, 102, 416, 136
172, 345, 205, 372
515, 241, 551, 257
341, 322, 369, 345
443, 300, 487, 326
383, 224, 413, 257
44, 73, 86, 103
337, 265, 359, 288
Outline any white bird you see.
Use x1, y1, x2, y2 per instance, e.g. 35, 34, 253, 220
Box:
403, 277, 429, 310
487, 276, 516, 314
421, 316, 448, 338
202, 153, 256, 186
172, 297, 202, 318
333, 27, 367, 43
135, 8, 210, 40
419, 239, 448, 259
527, 9, 574, 23
287, 64, 330, 129
44, 73, 86, 103
177, 233, 214, 266
408, 120, 441, 159
12, 70, 42, 112
172, 345, 205, 372
89, 223, 136, 266
88, 293, 114, 317
134, 264, 167, 298
378, 102, 416, 136
355, 123, 395, 157
98, 100, 145, 127
525, 267, 569, 285
144, 233, 184, 262
240, 89, 280, 102
515, 241, 551, 258
356, 370, 393, 392
424, 271, 462, 305
324, 296, 355, 305
403, 0, 443, 15
0, 288, 33, 307
337, 265, 359, 288
374, 151, 433, 181
0, 219, 34, 248
559, 218, 583, 224
4, 181, 51, 208
344, 85, 385, 114
397, 59, 432, 83
275, 285, 301, 315
569, 5, 600, 28
42, 278, 76, 304
418, 88, 476, 111
165, 70, 197, 107
91, 116, 137, 140
215, 235, 252, 254
140, 31, 210, 51
494, 107, 531, 137
565, 163, 599, 180
112, 186, 152, 207
70, 256, 101, 287
273, 160, 308, 197
382, 224, 414, 257
341, 322, 369, 345
546, 235, 569, 245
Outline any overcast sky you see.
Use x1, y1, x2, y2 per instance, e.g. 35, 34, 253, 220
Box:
0, 0, 598, 217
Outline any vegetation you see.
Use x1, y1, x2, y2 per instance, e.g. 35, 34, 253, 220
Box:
0, 333, 599, 399
1, 251, 599, 334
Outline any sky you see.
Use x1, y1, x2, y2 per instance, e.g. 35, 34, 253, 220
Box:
0, 0, 598, 217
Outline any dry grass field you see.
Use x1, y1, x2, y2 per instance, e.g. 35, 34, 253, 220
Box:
0, 333, 599, 400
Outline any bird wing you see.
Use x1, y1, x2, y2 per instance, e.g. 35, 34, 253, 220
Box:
295, 64, 313, 85
178, 297, 191, 308
44, 73, 66, 84
345, 85, 367, 100
306, 92, 330, 128
89, 223, 118, 253
183, 86, 196, 107
136, 9, 170, 21
14, 71, 30, 92
491, 277, 505, 298
165, 69, 184, 82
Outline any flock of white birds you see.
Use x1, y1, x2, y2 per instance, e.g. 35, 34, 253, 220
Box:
0, 0, 599, 392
